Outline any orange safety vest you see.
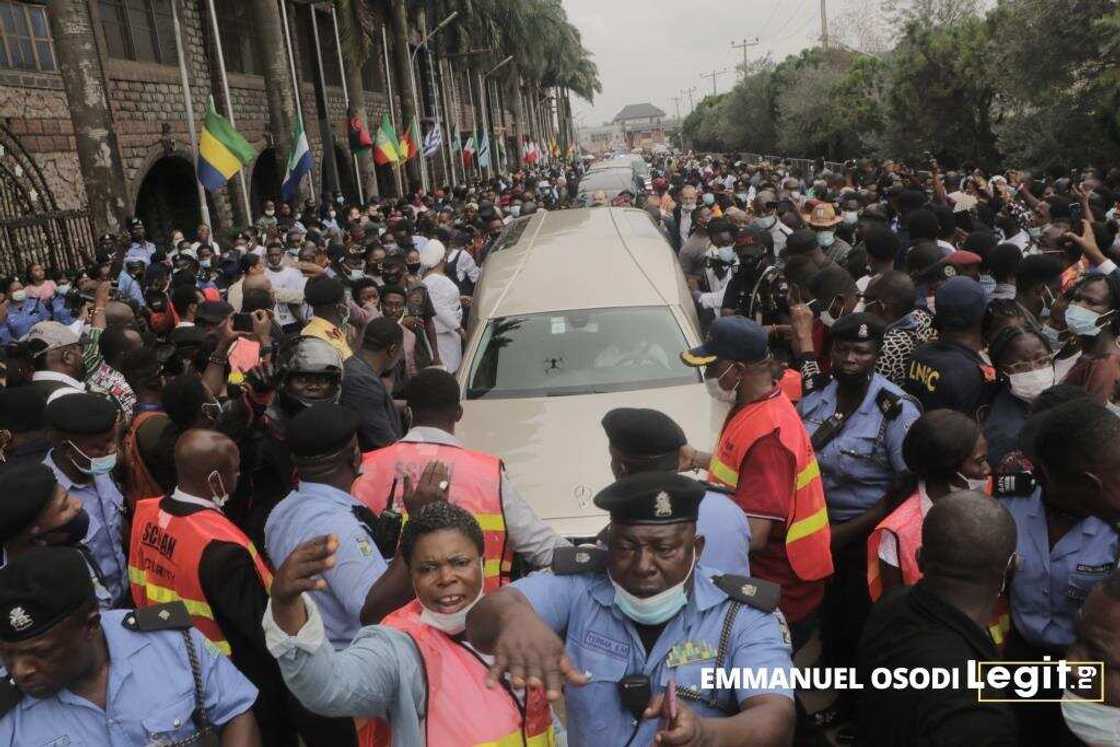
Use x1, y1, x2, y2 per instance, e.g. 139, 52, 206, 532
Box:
128, 497, 273, 656
122, 411, 167, 510
708, 390, 833, 581
353, 442, 512, 590
381, 599, 555, 747
867, 490, 924, 602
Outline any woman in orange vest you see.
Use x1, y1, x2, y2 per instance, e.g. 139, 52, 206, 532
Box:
263, 501, 556, 747
867, 409, 992, 601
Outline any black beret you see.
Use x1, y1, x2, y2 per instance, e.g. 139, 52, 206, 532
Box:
0, 546, 93, 642
288, 404, 359, 460
594, 471, 705, 525
0, 463, 56, 542
44, 392, 119, 434
0, 387, 46, 432
829, 312, 886, 343
305, 276, 345, 306
601, 408, 686, 457
169, 325, 208, 348
197, 300, 233, 324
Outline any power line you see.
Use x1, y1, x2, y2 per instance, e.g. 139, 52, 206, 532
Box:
758, 0, 786, 37
767, 0, 812, 39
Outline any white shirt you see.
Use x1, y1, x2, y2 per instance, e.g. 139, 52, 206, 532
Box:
32, 370, 85, 391
878, 482, 933, 568
445, 248, 481, 285
267, 266, 307, 326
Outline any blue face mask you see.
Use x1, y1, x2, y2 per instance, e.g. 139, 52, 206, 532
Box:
703, 194, 715, 207
817, 230, 836, 248
718, 246, 736, 263
1066, 303, 1111, 338
1040, 323, 1063, 350
609, 550, 695, 626
68, 441, 117, 476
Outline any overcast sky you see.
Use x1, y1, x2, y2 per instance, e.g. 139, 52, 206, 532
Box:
563, 0, 865, 127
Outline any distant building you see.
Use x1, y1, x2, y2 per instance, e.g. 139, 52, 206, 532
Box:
612, 103, 667, 150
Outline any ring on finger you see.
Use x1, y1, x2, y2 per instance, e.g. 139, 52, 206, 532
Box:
438, 480, 450, 492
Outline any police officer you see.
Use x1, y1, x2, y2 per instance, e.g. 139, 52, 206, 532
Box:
125, 216, 156, 262
0, 387, 48, 477
41, 393, 128, 606
797, 312, 920, 726
265, 404, 389, 648
0, 547, 261, 744
601, 407, 751, 576
466, 472, 796, 747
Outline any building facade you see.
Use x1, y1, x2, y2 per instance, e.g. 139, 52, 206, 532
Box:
612, 102, 666, 151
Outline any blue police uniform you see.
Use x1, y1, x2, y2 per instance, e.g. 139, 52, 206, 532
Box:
43, 452, 128, 606
1001, 486, 1119, 650
696, 489, 751, 576
116, 269, 145, 306
49, 294, 76, 326
799, 373, 921, 524
0, 609, 257, 745
126, 239, 157, 262
1, 298, 50, 344
265, 481, 388, 648
513, 564, 793, 747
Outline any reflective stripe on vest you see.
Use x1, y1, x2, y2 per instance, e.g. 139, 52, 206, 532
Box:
127, 497, 273, 656
866, 491, 924, 602
354, 442, 512, 590
710, 391, 833, 582
384, 600, 554, 747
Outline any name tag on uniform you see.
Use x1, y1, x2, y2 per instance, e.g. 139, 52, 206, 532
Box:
1076, 563, 1112, 574
666, 640, 717, 668
582, 630, 630, 660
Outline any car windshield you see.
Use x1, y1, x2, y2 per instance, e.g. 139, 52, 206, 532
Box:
466, 306, 700, 399
579, 171, 631, 194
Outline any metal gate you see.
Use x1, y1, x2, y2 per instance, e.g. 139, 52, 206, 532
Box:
0, 123, 95, 277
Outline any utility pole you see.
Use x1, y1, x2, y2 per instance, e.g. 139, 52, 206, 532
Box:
820, 0, 829, 48
671, 95, 681, 122
685, 86, 696, 112
730, 38, 760, 80
700, 68, 730, 97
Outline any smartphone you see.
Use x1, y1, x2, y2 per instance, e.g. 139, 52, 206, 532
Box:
1069, 203, 1083, 226
232, 312, 254, 333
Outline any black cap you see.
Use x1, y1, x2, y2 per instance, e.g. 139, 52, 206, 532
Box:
829, 312, 886, 343
0, 388, 46, 432
935, 276, 987, 330
601, 408, 686, 457
197, 300, 234, 325
0, 547, 94, 642
44, 392, 119, 434
0, 463, 56, 542
681, 316, 770, 366
288, 404, 359, 460
305, 276, 345, 306
593, 471, 705, 525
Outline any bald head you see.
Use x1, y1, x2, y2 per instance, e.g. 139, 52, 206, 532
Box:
867, 271, 916, 323
243, 274, 272, 294
175, 429, 239, 501
104, 301, 135, 328
920, 491, 1016, 589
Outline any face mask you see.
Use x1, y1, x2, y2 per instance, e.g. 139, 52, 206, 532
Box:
200, 259, 212, 269
1108, 401, 1120, 419
736, 192, 749, 203
207, 470, 230, 508
33, 508, 90, 547
348, 268, 365, 281
68, 441, 117, 476
1066, 304, 1111, 338
11, 290, 26, 302
56, 285, 71, 296
265, 209, 275, 217
1039, 323, 1063, 350
417, 560, 486, 635
407, 262, 422, 275
755, 215, 777, 230
682, 202, 696, 211
717, 246, 736, 263
705, 365, 740, 403
1008, 366, 1055, 404
817, 231, 836, 248
510, 205, 521, 217
1027, 226, 1042, 240
703, 194, 715, 207
955, 471, 989, 493
1062, 691, 1120, 745
610, 550, 695, 626
842, 211, 859, 226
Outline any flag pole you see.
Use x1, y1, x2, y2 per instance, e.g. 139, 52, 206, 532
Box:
426, 39, 449, 190
330, 5, 364, 205
170, 0, 209, 225
204, 0, 252, 223
381, 22, 403, 196
278, 0, 308, 200
439, 58, 457, 187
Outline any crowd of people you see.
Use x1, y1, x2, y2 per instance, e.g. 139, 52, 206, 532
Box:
0, 151, 1119, 745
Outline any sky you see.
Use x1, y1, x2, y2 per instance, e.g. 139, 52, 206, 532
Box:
563, 0, 863, 127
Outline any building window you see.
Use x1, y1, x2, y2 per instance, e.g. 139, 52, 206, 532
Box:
0, 1, 56, 72
215, 0, 256, 75
297, 6, 341, 88
100, 0, 176, 65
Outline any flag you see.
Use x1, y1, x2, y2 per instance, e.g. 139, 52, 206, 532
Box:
450, 125, 462, 156
423, 124, 442, 158
463, 135, 476, 167
399, 114, 421, 161
374, 113, 400, 165
197, 96, 255, 192
280, 117, 312, 201
528, 141, 540, 164
348, 110, 373, 153
496, 136, 506, 167
478, 132, 491, 169
521, 139, 530, 164
550, 139, 560, 157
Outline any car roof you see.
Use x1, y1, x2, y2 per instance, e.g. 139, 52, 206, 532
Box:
578, 171, 633, 193
473, 207, 685, 320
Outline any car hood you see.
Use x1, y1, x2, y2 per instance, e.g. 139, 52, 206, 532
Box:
457, 383, 726, 539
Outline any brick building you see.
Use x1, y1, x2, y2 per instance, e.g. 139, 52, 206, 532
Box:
612, 102, 666, 150
0, 0, 518, 274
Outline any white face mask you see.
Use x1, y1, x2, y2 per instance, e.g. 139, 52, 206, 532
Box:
955, 471, 988, 493
208, 470, 230, 508
842, 211, 859, 226
1062, 691, 1120, 745
417, 560, 485, 635
755, 215, 777, 230
705, 365, 740, 404
1007, 366, 1055, 404
609, 550, 695, 626
10, 290, 26, 303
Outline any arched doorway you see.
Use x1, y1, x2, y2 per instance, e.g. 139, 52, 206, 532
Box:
135, 156, 202, 244
251, 148, 280, 216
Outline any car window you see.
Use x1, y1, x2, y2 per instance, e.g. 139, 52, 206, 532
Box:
466, 306, 700, 400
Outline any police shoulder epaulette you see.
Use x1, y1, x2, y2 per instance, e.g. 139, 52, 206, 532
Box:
551, 546, 607, 575
712, 574, 781, 612
875, 388, 903, 420
122, 601, 193, 633
993, 472, 1038, 498
702, 482, 734, 496
803, 372, 832, 395
0, 676, 23, 719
